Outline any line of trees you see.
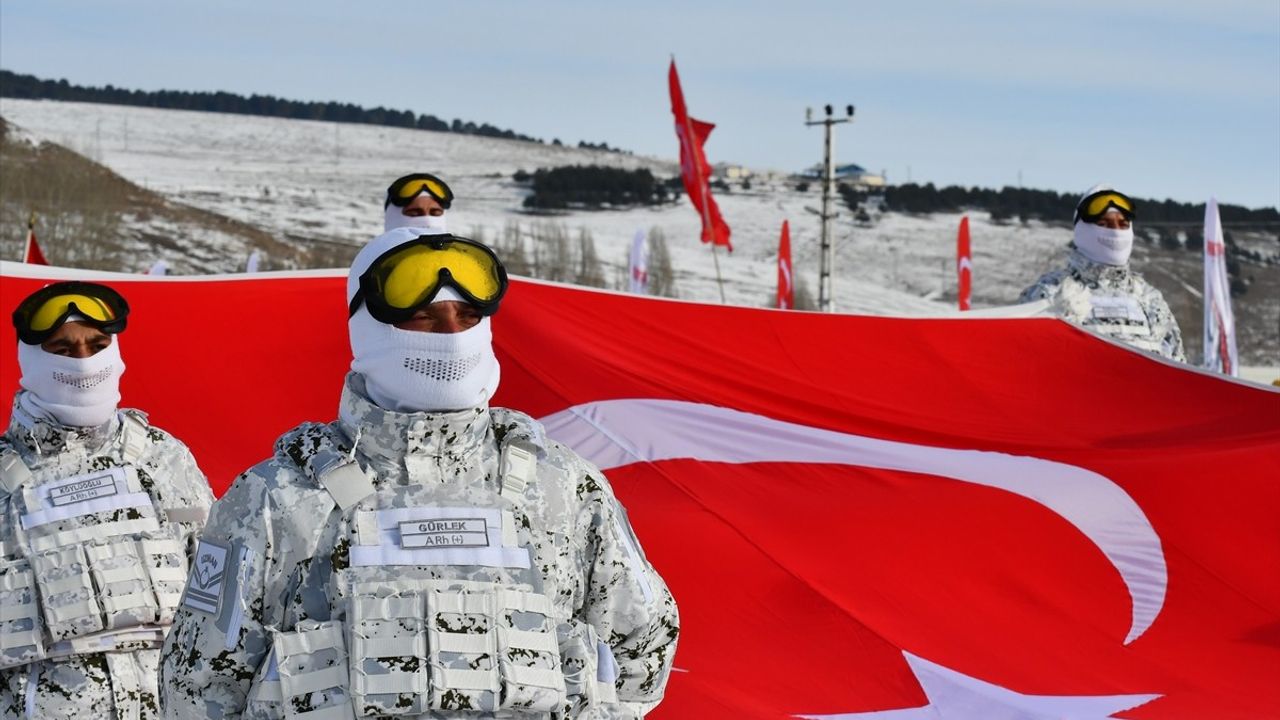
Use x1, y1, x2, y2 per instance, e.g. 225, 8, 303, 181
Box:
841, 182, 1280, 225
0, 69, 544, 143
520, 165, 675, 210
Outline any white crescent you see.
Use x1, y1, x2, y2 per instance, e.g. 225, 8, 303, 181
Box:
540, 398, 1167, 644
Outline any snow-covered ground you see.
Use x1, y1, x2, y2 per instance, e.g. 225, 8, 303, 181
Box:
2, 98, 1276, 367
0, 98, 1078, 316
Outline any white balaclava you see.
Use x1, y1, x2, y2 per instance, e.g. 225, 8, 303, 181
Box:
383, 204, 449, 233
347, 227, 500, 412
17, 332, 125, 427
1073, 183, 1134, 267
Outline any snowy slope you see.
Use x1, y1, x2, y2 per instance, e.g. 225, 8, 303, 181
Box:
2, 98, 1276, 364
0, 98, 1050, 315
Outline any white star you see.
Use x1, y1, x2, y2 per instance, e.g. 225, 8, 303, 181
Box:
797, 652, 1160, 720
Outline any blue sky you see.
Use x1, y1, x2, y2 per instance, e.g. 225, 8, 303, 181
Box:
2, 0, 1277, 208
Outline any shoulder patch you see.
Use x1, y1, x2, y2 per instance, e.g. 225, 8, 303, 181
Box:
183, 538, 230, 614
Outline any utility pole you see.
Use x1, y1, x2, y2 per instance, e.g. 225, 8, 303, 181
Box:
806, 104, 854, 312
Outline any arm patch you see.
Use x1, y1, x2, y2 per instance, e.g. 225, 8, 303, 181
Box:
182, 538, 230, 614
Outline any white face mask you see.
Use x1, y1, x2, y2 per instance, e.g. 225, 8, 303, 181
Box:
384, 206, 448, 233
1074, 222, 1134, 266
349, 308, 500, 413
17, 339, 125, 427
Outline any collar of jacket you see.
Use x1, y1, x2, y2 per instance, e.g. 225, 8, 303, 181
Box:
1066, 245, 1134, 287
6, 390, 122, 457
338, 372, 492, 463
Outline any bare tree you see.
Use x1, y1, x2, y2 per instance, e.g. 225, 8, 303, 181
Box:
534, 221, 574, 283
647, 226, 678, 298
496, 220, 532, 276
575, 228, 606, 288
793, 274, 817, 310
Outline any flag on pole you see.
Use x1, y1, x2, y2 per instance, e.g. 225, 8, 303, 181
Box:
957, 215, 972, 311
1202, 198, 1237, 376
669, 59, 731, 252
22, 215, 48, 265
629, 229, 649, 294
777, 220, 793, 309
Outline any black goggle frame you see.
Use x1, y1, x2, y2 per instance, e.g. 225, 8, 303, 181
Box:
12, 281, 130, 345
1074, 189, 1136, 225
347, 234, 508, 324
385, 172, 455, 210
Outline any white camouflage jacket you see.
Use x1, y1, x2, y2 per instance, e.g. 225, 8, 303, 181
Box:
0, 392, 212, 720
1019, 247, 1186, 362
160, 373, 678, 719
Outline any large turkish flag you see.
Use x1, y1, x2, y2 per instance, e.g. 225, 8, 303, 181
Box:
2, 262, 1277, 719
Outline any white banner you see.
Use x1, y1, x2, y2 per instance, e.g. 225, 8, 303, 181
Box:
628, 228, 649, 294
1203, 198, 1238, 376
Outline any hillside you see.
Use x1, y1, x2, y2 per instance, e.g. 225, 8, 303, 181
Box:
1, 98, 1276, 364
0, 117, 319, 273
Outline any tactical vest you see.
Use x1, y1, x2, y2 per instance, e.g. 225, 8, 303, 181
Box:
0, 412, 201, 669
1057, 280, 1163, 354
245, 408, 618, 719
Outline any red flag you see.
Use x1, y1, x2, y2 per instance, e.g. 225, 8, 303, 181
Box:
23, 218, 48, 265
957, 215, 971, 311
669, 60, 731, 251
777, 220, 793, 309
3, 263, 1277, 719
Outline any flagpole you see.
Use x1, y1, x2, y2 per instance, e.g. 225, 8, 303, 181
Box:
709, 239, 726, 303
24, 211, 35, 262
689, 107, 726, 305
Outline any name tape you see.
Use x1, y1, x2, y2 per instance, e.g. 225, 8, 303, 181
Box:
48, 472, 119, 507
399, 517, 490, 549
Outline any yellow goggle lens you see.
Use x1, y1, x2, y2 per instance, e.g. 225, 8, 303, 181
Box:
1084, 192, 1133, 218
379, 243, 501, 308
28, 294, 116, 332
396, 178, 448, 201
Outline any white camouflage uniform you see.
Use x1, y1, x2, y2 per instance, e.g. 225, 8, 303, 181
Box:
1020, 246, 1186, 362
160, 373, 678, 719
0, 392, 213, 720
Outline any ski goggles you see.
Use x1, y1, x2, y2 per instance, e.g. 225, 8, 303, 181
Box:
12, 281, 130, 345
1075, 189, 1135, 224
385, 172, 454, 210
349, 234, 508, 322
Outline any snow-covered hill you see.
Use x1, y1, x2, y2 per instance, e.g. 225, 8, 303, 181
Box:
1, 98, 1276, 363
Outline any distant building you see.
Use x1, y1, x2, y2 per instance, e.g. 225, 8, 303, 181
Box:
713, 163, 754, 181
798, 162, 885, 188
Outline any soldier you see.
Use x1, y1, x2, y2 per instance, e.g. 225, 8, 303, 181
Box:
0, 281, 213, 718
1020, 184, 1186, 361
385, 172, 454, 232
161, 228, 679, 718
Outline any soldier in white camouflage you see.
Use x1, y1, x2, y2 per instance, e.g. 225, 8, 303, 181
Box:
0, 281, 213, 719
1020, 184, 1186, 362
160, 227, 679, 719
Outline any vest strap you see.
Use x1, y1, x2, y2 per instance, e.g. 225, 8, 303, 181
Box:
120, 413, 150, 463
317, 461, 376, 513
500, 442, 536, 500
0, 452, 32, 496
